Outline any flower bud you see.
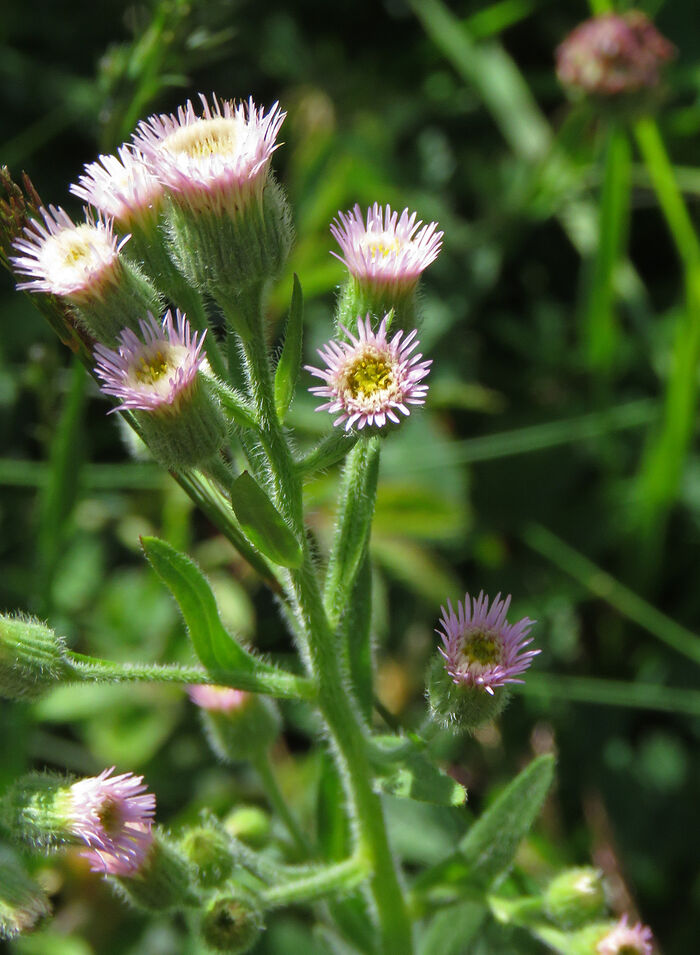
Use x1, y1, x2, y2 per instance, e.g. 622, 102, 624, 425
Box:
224, 805, 271, 849
544, 867, 607, 930
331, 203, 443, 335
112, 831, 196, 912
0, 846, 50, 940
556, 12, 675, 116
199, 887, 264, 954
133, 95, 292, 311
187, 686, 281, 762
428, 591, 538, 732
94, 309, 226, 470
180, 825, 234, 888
0, 615, 69, 701
562, 915, 653, 955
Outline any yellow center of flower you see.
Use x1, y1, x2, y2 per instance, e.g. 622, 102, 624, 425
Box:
134, 349, 170, 385
345, 355, 394, 400
57, 225, 101, 267
458, 630, 501, 668
360, 231, 401, 261
164, 118, 240, 160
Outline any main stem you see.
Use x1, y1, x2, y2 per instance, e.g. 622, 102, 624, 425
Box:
226, 291, 412, 952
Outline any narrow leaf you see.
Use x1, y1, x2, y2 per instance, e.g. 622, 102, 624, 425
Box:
141, 536, 255, 673
230, 472, 303, 568
275, 273, 304, 421
458, 754, 555, 887
418, 901, 486, 955
371, 736, 467, 807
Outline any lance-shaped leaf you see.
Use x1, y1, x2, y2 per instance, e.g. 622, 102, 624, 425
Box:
141, 536, 257, 673
274, 273, 304, 422
370, 735, 467, 807
418, 901, 486, 955
458, 753, 555, 888
230, 472, 303, 568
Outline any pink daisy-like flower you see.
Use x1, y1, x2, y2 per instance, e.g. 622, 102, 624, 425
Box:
94, 309, 206, 414
306, 313, 431, 431
437, 592, 539, 695
596, 915, 654, 955
10, 205, 128, 302
132, 94, 285, 214
70, 146, 165, 230
64, 767, 155, 876
330, 203, 443, 288
187, 685, 250, 712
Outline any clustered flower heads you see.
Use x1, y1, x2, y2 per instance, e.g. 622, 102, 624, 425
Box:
10, 205, 128, 302
556, 11, 675, 101
331, 202, 443, 291
65, 768, 155, 876
437, 591, 539, 695
94, 309, 206, 415
70, 146, 165, 232
133, 94, 285, 215
306, 313, 431, 430
596, 914, 653, 955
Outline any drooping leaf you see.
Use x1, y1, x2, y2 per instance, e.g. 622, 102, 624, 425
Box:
230, 472, 303, 569
371, 736, 467, 807
458, 753, 555, 888
275, 273, 304, 421
141, 536, 256, 673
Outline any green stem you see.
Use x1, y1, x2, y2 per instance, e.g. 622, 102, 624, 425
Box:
513, 673, 700, 716
260, 855, 369, 909
252, 750, 313, 857
297, 429, 361, 477
634, 116, 700, 533
66, 653, 317, 701
523, 523, 700, 666
583, 121, 631, 373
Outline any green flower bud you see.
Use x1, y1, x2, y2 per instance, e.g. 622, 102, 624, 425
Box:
180, 825, 234, 889
0, 615, 70, 702
187, 686, 281, 762
544, 867, 608, 930
199, 887, 264, 954
113, 831, 196, 912
0, 846, 51, 940
427, 655, 510, 733
223, 806, 271, 849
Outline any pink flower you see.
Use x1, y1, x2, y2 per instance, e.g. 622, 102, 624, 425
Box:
330, 203, 442, 289
94, 309, 206, 414
437, 592, 539, 695
306, 314, 431, 431
10, 205, 128, 301
596, 915, 654, 955
132, 94, 285, 214
65, 768, 155, 876
70, 146, 165, 230
187, 685, 250, 712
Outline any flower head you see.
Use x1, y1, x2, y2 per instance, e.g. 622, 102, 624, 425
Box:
187, 685, 250, 712
306, 314, 431, 431
331, 203, 442, 289
10, 205, 127, 302
65, 767, 155, 876
94, 309, 206, 415
437, 592, 538, 695
556, 12, 675, 100
133, 94, 285, 214
596, 915, 653, 955
70, 146, 165, 230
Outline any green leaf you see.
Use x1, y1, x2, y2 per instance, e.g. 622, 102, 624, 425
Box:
230, 472, 303, 568
418, 901, 486, 955
458, 754, 555, 888
274, 273, 304, 422
370, 736, 467, 807
141, 536, 256, 673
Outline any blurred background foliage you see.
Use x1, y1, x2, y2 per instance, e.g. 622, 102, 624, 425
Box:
1, 0, 699, 952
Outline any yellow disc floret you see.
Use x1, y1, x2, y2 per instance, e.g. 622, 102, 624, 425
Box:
163, 118, 240, 160
342, 350, 395, 402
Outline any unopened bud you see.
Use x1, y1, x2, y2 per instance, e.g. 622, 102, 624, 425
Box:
180, 825, 234, 888
0, 846, 50, 940
544, 867, 607, 930
224, 805, 271, 849
199, 887, 264, 954
113, 831, 196, 912
0, 615, 69, 701
187, 686, 281, 762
